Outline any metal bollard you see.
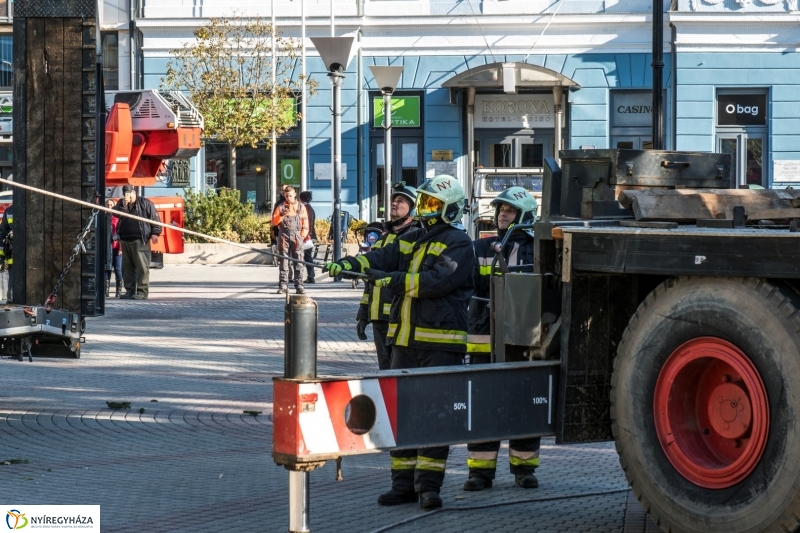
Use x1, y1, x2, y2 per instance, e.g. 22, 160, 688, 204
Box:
284, 294, 318, 533
285, 295, 318, 380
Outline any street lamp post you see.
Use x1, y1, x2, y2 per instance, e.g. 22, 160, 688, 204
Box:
369, 66, 404, 220
310, 36, 355, 262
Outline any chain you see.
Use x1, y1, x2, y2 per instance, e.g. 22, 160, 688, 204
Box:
44, 209, 98, 311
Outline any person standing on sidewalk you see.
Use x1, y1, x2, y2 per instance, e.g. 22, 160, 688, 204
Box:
271, 186, 309, 295
298, 190, 317, 284
114, 185, 161, 300
105, 198, 123, 298
0, 204, 13, 302
325, 175, 474, 510
464, 186, 542, 491
355, 182, 423, 370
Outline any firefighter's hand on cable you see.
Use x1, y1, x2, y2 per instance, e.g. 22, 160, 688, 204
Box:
324, 260, 351, 277
356, 320, 368, 341
365, 268, 392, 288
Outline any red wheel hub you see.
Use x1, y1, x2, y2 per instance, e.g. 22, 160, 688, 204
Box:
653, 337, 769, 489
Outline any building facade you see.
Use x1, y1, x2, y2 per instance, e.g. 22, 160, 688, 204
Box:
9, 0, 800, 218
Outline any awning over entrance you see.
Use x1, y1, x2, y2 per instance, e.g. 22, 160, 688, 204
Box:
443, 62, 579, 93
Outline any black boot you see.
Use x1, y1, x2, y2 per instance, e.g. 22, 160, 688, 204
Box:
419, 491, 443, 510
105, 280, 110, 297
377, 489, 418, 506
515, 473, 539, 488
115, 281, 122, 298
463, 477, 492, 491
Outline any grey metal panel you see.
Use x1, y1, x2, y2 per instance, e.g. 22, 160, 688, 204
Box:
14, 0, 95, 17
503, 273, 542, 347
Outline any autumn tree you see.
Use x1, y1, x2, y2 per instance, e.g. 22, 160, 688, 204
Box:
164, 16, 315, 191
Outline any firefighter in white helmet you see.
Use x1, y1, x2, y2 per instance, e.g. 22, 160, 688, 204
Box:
325, 175, 475, 510
356, 182, 424, 370
464, 186, 542, 491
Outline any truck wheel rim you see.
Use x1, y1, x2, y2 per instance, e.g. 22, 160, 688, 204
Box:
653, 337, 769, 489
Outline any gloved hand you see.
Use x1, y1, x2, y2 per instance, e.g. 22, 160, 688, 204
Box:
324, 260, 352, 277
356, 320, 368, 340
365, 268, 392, 288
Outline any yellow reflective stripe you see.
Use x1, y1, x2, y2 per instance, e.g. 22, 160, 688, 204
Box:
356, 255, 370, 271
428, 242, 448, 256
414, 327, 467, 344
6, 258, 11, 265
467, 459, 497, 470
383, 303, 391, 315
398, 240, 413, 254
391, 457, 417, 470
479, 265, 493, 276
405, 273, 420, 297
384, 234, 397, 246
396, 244, 427, 347
416, 456, 446, 472
467, 343, 491, 353
6, 216, 12, 224
370, 284, 381, 320
360, 294, 369, 305
509, 456, 540, 467
387, 323, 398, 338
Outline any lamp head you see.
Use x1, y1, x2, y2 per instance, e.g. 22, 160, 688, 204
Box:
310, 36, 356, 73
370, 65, 404, 95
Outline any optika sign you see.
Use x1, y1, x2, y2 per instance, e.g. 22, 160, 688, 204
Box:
717, 94, 766, 126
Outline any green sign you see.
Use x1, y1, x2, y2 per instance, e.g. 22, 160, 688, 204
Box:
280, 159, 301, 187
373, 96, 420, 128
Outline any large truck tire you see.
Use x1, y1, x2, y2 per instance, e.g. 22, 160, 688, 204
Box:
611, 277, 800, 533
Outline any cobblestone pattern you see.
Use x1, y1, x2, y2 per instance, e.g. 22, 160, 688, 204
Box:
0, 264, 658, 532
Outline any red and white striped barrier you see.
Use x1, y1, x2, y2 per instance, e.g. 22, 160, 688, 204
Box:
274, 377, 398, 459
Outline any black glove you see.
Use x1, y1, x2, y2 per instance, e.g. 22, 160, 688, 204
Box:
364, 268, 389, 283
356, 320, 368, 340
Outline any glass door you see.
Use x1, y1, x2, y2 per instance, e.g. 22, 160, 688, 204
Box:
371, 137, 424, 219
716, 133, 766, 188
519, 137, 550, 168
612, 136, 653, 150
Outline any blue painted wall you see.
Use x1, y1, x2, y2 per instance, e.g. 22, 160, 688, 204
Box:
676, 52, 800, 186
143, 52, 664, 218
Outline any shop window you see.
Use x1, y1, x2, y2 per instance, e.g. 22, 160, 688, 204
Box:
101, 32, 119, 91
0, 36, 11, 88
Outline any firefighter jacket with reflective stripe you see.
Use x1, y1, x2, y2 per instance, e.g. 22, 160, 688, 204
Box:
0, 205, 12, 265
357, 220, 423, 323
346, 222, 475, 353
467, 232, 534, 353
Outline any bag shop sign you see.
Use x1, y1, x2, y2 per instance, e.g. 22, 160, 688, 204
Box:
717, 94, 766, 126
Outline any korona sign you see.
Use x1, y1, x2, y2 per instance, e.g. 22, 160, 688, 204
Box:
474, 94, 564, 129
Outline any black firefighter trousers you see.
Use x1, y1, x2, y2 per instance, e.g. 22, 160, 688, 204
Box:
389, 345, 463, 494
466, 353, 540, 481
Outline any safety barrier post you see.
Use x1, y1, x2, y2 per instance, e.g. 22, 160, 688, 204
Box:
284, 295, 318, 533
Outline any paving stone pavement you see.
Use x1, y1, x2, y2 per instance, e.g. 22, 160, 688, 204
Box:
0, 264, 659, 532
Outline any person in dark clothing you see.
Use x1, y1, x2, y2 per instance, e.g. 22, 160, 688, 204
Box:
298, 190, 317, 284
113, 185, 162, 299
105, 198, 123, 298
356, 182, 423, 370
464, 186, 541, 492
0, 205, 13, 302
326, 175, 474, 511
